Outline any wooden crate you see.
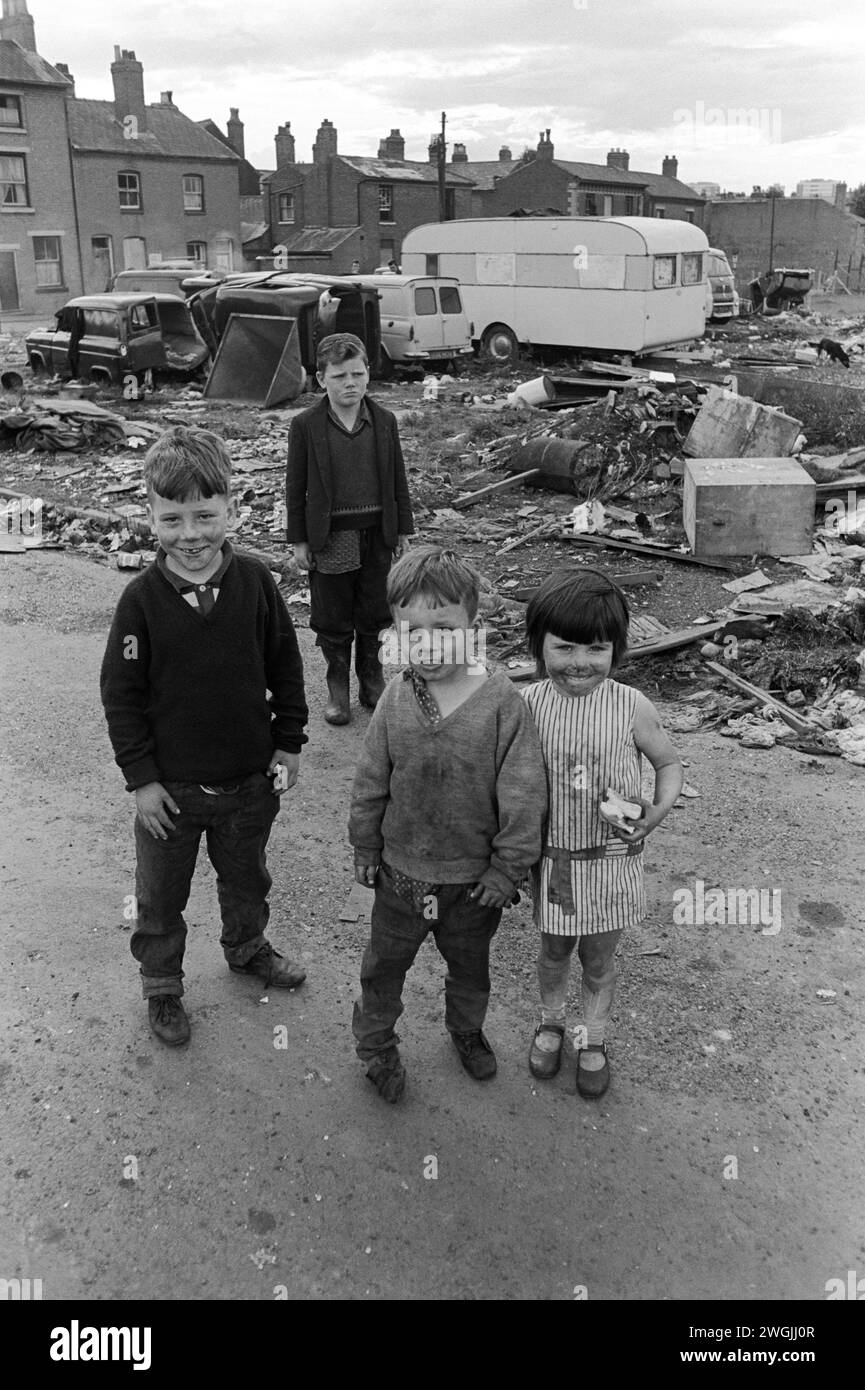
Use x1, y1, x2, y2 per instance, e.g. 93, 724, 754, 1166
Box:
683, 457, 816, 557
684, 385, 802, 459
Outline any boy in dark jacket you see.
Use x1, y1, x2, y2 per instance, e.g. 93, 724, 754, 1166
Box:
101, 426, 308, 1046
286, 333, 414, 725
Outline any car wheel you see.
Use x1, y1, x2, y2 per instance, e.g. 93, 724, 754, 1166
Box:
481, 323, 518, 365
29, 356, 47, 377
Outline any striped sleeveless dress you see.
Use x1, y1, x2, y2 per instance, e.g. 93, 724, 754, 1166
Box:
522, 677, 646, 936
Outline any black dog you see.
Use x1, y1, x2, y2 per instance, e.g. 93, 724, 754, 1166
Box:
811, 338, 851, 367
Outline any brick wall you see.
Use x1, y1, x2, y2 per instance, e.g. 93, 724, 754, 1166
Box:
0, 82, 82, 314
705, 198, 865, 293
73, 153, 241, 290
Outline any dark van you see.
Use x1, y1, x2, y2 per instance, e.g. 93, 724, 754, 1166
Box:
25, 295, 166, 383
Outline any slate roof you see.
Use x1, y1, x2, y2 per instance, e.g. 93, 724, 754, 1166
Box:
552, 160, 649, 187
632, 170, 705, 201
276, 226, 358, 253
337, 156, 474, 185
198, 118, 262, 194
67, 99, 239, 160
0, 38, 71, 86
446, 159, 519, 190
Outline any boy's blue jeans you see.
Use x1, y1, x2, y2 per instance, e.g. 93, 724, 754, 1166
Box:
132, 773, 280, 999
352, 865, 502, 1061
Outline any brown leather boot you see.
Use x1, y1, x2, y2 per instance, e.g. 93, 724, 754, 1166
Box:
319, 639, 351, 725
355, 633, 386, 709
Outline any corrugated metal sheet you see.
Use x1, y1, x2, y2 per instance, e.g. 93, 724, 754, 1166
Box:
338, 156, 474, 184
277, 226, 359, 253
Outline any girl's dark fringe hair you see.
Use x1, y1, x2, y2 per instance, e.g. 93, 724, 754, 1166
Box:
144, 425, 232, 501
525, 567, 630, 673
387, 544, 480, 618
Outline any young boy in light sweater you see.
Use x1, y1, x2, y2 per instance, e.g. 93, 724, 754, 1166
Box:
349, 546, 547, 1102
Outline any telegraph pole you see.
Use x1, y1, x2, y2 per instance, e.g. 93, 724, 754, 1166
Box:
437, 111, 447, 221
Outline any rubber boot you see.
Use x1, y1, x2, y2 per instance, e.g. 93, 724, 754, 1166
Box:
319, 639, 352, 725
356, 633, 386, 710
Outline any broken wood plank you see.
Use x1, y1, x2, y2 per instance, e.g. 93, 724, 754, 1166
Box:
622, 622, 722, 661
497, 519, 560, 555
701, 659, 814, 734
452, 468, 541, 510
815, 473, 865, 496
558, 530, 735, 570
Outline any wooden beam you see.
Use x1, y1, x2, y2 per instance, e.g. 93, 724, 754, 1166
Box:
701, 659, 814, 733
452, 469, 541, 510
558, 531, 735, 570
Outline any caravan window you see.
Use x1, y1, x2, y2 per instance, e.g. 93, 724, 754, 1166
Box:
653, 255, 677, 288
681, 252, 703, 285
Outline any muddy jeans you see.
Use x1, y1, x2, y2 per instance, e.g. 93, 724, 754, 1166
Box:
132, 773, 280, 998
352, 865, 502, 1061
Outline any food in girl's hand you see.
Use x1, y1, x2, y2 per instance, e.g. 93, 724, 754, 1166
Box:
599, 786, 642, 834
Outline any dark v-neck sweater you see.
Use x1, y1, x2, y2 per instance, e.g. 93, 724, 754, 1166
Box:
101, 547, 308, 789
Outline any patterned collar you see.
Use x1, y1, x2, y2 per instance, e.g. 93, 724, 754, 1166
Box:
157, 539, 234, 593
403, 667, 441, 726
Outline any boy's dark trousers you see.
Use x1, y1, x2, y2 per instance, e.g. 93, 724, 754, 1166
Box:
352, 866, 502, 1061
132, 773, 280, 998
309, 527, 392, 642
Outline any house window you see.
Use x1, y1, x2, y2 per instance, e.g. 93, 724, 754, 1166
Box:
0, 154, 28, 206
654, 205, 666, 218
278, 192, 295, 224
0, 95, 23, 127
183, 174, 204, 212
584, 192, 599, 215
186, 241, 207, 263
684, 207, 695, 223
33, 235, 63, 287
123, 235, 147, 269
118, 171, 141, 209
624, 195, 637, 215
379, 184, 394, 223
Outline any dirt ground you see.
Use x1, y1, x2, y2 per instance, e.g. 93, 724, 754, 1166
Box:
1, 545, 863, 1308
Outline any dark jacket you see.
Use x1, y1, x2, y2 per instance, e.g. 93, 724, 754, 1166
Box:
285, 395, 414, 552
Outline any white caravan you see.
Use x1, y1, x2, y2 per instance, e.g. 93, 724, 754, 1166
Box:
400, 217, 709, 361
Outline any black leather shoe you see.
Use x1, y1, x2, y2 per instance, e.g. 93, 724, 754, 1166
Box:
148, 995, 190, 1047
452, 1029, 497, 1080
576, 1043, 610, 1099
229, 944, 306, 989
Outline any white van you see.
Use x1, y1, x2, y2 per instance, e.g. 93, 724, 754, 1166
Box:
349, 274, 473, 375
401, 217, 709, 361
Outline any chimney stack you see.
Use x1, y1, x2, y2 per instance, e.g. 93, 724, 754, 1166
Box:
428, 135, 443, 165
606, 147, 630, 171
111, 47, 147, 131
312, 118, 337, 164
377, 128, 405, 160
275, 122, 296, 166
0, 0, 36, 52
537, 128, 554, 161
452, 142, 468, 162
160, 90, 173, 105
498, 145, 512, 161
662, 154, 678, 179
227, 107, 245, 157
55, 61, 75, 96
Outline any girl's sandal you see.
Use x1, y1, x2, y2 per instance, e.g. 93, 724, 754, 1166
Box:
529, 1023, 565, 1079
576, 1043, 610, 1099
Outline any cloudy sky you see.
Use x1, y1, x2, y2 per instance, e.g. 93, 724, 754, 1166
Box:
28, 0, 865, 192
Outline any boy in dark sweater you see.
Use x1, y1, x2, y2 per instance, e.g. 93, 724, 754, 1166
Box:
286, 332, 414, 727
349, 546, 548, 1101
101, 427, 308, 1047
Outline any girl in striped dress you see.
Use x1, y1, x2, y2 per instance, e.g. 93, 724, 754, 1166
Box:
521, 569, 683, 1098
